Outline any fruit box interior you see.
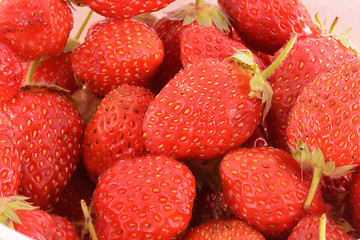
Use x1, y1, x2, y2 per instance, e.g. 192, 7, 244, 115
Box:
1, 0, 360, 239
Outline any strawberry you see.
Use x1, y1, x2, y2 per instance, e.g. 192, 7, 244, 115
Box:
349, 168, 360, 233
82, 84, 155, 181
72, 19, 164, 96
143, 58, 263, 160
23, 51, 81, 94
93, 154, 196, 239
0, 42, 24, 102
267, 35, 358, 152
184, 219, 266, 240
148, 2, 231, 93
286, 58, 360, 210
142, 33, 297, 161
0, 88, 84, 209
0, 135, 21, 197
217, 0, 319, 55
180, 25, 264, 68
287, 57, 360, 166
80, 0, 176, 19
288, 214, 353, 240
51, 214, 81, 240
0, 0, 74, 61
13, 209, 59, 239
219, 147, 327, 238
0, 196, 80, 239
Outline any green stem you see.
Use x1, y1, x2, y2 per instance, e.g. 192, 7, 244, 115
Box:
196, 0, 205, 7
80, 199, 98, 240
319, 214, 327, 240
261, 34, 297, 79
26, 59, 40, 84
329, 16, 339, 35
304, 167, 322, 209
74, 9, 94, 40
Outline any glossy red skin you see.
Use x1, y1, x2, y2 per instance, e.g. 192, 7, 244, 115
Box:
72, 19, 164, 96
217, 0, 319, 55
267, 36, 358, 152
184, 219, 266, 240
220, 147, 327, 238
180, 25, 265, 69
287, 59, 360, 167
0, 89, 84, 209
0, 0, 73, 61
288, 215, 353, 240
350, 169, 360, 233
51, 215, 81, 240
0, 42, 23, 102
82, 84, 155, 182
93, 155, 196, 240
80, 0, 175, 19
0, 135, 21, 197
143, 58, 263, 160
14, 209, 58, 240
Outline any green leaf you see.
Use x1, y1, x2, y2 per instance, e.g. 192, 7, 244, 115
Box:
311, 147, 325, 169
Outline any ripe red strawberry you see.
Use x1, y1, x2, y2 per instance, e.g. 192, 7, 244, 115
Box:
180, 25, 264, 68
51, 214, 81, 240
349, 169, 360, 233
22, 51, 81, 93
93, 154, 196, 239
148, 2, 231, 93
184, 219, 266, 240
80, 0, 176, 19
0, 42, 24, 102
288, 214, 353, 240
82, 84, 155, 181
72, 19, 164, 96
143, 58, 263, 160
267, 35, 358, 152
217, 0, 319, 55
287, 58, 360, 207
13, 209, 58, 239
0, 135, 21, 197
0, 88, 84, 209
219, 147, 327, 238
0, 0, 74, 61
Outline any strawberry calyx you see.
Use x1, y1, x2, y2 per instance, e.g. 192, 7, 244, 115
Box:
167, 3, 231, 34
227, 34, 297, 119
315, 14, 359, 55
0, 196, 37, 229
293, 140, 357, 209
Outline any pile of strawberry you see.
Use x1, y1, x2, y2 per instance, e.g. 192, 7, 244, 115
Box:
1, 0, 360, 239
